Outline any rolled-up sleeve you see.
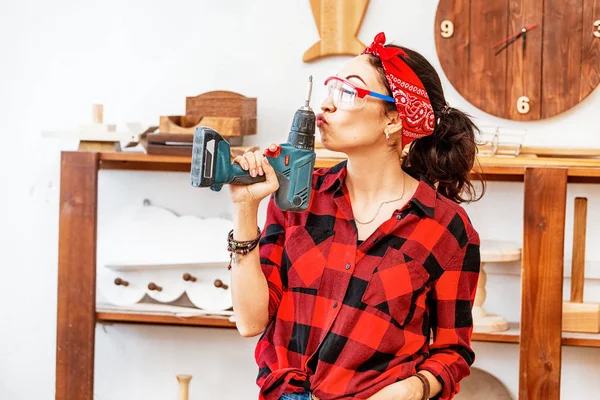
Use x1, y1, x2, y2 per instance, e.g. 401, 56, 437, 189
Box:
259, 196, 287, 321
417, 231, 481, 400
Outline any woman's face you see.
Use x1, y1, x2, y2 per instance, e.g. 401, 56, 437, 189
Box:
317, 54, 396, 153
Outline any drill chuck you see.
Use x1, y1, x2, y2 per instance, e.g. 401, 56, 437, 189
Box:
288, 76, 316, 151
288, 109, 315, 150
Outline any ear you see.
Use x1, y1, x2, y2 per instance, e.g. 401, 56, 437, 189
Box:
384, 113, 403, 137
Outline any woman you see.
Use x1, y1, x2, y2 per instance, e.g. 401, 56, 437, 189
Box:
228, 32, 484, 400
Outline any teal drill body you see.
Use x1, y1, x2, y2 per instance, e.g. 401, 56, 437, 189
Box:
190, 80, 317, 212
215, 140, 315, 212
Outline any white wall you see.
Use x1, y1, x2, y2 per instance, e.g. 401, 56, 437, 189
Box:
1, 0, 599, 399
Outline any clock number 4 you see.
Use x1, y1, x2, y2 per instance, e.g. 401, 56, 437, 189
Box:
441, 20, 454, 38
517, 96, 530, 114
594, 20, 600, 38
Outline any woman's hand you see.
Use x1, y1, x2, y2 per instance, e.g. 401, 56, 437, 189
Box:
229, 144, 280, 207
366, 377, 423, 400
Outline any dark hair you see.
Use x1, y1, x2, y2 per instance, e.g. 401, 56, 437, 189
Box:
368, 47, 485, 204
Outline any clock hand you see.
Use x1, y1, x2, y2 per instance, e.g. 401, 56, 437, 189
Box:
491, 23, 538, 48
495, 33, 522, 55
522, 30, 526, 56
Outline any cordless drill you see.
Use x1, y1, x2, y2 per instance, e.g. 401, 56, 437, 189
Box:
190, 76, 316, 212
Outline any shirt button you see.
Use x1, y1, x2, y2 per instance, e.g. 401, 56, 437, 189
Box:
373, 238, 379, 243
396, 215, 402, 220
333, 302, 338, 308
345, 263, 351, 270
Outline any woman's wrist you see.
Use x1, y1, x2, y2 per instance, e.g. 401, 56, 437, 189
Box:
406, 376, 425, 400
232, 202, 259, 240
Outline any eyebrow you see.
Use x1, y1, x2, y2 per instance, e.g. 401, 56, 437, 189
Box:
345, 74, 367, 85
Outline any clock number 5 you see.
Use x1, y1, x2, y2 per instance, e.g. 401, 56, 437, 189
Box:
594, 20, 600, 38
517, 96, 530, 114
441, 20, 454, 38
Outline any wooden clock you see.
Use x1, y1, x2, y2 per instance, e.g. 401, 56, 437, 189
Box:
434, 1, 600, 121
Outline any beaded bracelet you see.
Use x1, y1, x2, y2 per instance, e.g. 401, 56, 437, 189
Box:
227, 227, 261, 268
410, 372, 430, 400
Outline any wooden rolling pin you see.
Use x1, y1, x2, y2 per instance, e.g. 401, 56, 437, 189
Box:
177, 375, 192, 400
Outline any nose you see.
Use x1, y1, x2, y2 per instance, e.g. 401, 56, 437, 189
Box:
321, 94, 336, 113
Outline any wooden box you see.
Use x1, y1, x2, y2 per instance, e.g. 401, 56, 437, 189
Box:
159, 91, 257, 137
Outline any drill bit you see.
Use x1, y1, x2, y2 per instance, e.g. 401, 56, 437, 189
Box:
303, 75, 313, 110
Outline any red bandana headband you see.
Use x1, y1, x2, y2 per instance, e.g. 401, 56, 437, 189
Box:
362, 32, 435, 149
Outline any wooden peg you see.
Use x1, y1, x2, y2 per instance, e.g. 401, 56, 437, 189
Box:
114, 277, 129, 287
148, 282, 162, 292
177, 375, 192, 400
183, 273, 197, 282
214, 279, 229, 290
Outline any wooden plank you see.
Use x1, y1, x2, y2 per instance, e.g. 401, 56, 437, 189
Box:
562, 334, 600, 348
95, 312, 600, 347
476, 155, 600, 168
519, 167, 567, 400
506, 0, 543, 120
468, 0, 509, 117
570, 198, 588, 303
434, 0, 470, 93
542, 0, 584, 118
56, 152, 99, 400
99, 152, 191, 164
96, 312, 236, 328
471, 321, 600, 347
94, 152, 600, 181
146, 143, 193, 157
520, 146, 600, 157
472, 322, 521, 343
99, 152, 191, 172
580, 0, 600, 100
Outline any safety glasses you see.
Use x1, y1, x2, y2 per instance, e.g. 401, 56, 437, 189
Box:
324, 76, 395, 110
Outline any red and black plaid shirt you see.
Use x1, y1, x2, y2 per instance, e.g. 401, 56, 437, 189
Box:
255, 161, 480, 400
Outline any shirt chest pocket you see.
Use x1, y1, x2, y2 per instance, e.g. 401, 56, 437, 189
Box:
283, 225, 334, 290
361, 248, 430, 327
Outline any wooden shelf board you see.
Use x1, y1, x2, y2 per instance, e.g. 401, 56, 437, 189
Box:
471, 322, 600, 348
95, 313, 600, 347
99, 152, 192, 172
96, 312, 236, 329
472, 322, 521, 343
95, 152, 600, 182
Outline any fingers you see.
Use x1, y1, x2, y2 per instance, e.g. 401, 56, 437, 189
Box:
232, 155, 248, 170
244, 151, 258, 177
253, 150, 265, 176
234, 143, 279, 179
261, 155, 279, 190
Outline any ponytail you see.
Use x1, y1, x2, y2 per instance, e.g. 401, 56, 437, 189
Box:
403, 106, 484, 203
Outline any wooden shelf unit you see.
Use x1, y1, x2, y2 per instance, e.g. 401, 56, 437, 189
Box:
56, 150, 600, 400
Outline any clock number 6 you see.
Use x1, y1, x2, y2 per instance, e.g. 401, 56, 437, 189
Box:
441, 20, 454, 38
517, 96, 530, 114
594, 20, 600, 38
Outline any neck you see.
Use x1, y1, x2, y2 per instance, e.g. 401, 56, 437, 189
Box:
344, 146, 407, 203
